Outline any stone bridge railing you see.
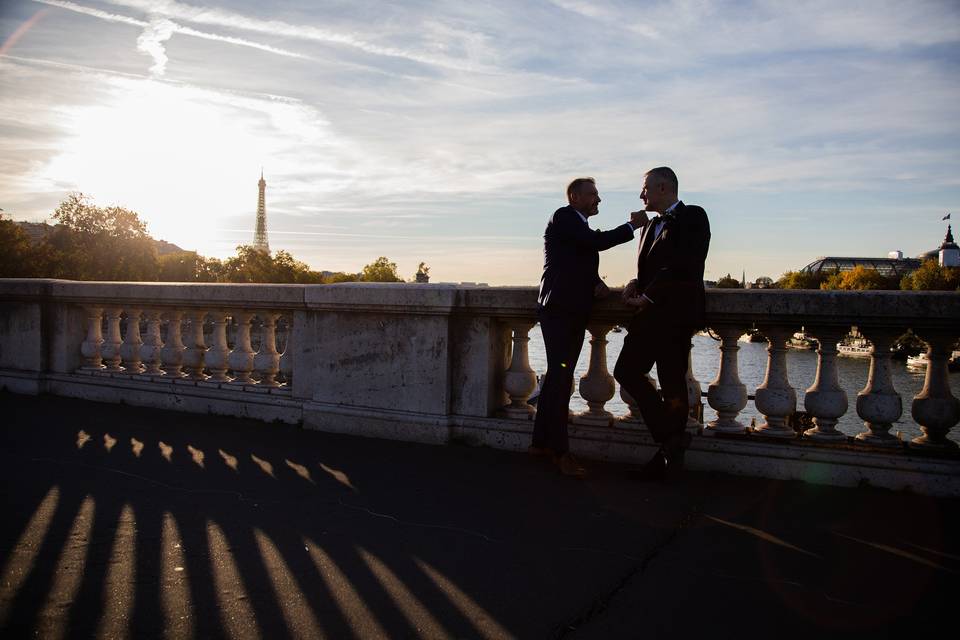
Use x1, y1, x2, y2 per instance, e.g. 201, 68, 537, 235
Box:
1, 280, 958, 495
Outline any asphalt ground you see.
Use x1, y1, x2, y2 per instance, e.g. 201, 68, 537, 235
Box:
0, 391, 957, 639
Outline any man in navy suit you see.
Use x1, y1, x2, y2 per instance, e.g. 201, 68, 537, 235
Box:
532, 177, 642, 476
614, 167, 711, 481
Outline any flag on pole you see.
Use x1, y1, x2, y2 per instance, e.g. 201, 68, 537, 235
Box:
944, 213, 952, 220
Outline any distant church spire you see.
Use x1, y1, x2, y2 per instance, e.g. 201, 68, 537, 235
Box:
253, 169, 270, 253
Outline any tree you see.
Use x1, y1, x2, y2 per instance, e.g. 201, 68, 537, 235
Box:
158, 251, 223, 282
901, 260, 960, 291
0, 214, 42, 277
820, 266, 899, 290
322, 271, 360, 283
715, 273, 742, 288
272, 250, 324, 284
753, 276, 774, 288
777, 270, 830, 289
41, 193, 160, 281
360, 256, 402, 282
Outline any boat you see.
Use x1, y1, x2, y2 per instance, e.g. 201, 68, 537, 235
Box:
908, 350, 960, 371
787, 330, 818, 350
837, 334, 872, 358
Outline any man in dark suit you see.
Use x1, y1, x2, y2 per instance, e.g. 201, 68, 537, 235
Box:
614, 167, 711, 481
532, 177, 642, 476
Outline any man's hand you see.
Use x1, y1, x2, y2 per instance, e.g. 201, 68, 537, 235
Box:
594, 280, 610, 299
629, 210, 649, 229
624, 294, 652, 313
622, 279, 638, 302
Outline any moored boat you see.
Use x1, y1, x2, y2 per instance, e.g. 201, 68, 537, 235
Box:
837, 335, 872, 358
788, 330, 818, 350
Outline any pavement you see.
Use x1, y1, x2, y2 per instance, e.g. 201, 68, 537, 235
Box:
0, 391, 957, 639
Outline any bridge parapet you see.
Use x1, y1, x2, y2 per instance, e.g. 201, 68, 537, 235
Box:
1, 279, 958, 494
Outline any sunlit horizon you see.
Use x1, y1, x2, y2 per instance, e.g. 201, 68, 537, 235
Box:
2, 0, 958, 284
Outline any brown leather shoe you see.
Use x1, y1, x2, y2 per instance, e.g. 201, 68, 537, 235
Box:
555, 452, 587, 478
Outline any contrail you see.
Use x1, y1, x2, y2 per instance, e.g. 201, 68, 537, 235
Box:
31, 0, 304, 80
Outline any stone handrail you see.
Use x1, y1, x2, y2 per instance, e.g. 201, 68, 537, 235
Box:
1, 279, 958, 494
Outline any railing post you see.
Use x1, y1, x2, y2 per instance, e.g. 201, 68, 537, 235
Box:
119, 308, 144, 374
854, 328, 902, 446
254, 312, 281, 387
140, 310, 164, 376
205, 311, 231, 382
909, 331, 960, 449
574, 322, 616, 426
101, 307, 124, 372
80, 306, 104, 370
228, 311, 255, 384
161, 311, 186, 378
803, 326, 849, 442
685, 347, 703, 429
278, 315, 293, 386
501, 320, 537, 418
182, 310, 208, 380
705, 325, 748, 434
753, 327, 796, 438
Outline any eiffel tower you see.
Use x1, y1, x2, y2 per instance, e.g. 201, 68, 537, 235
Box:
253, 169, 270, 253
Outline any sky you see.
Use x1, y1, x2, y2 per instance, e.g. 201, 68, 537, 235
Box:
0, 0, 958, 285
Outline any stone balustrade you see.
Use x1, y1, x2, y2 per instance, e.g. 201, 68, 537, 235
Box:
1, 280, 958, 495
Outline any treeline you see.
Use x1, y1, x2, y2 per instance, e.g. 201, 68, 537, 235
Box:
714, 264, 959, 291
0, 194, 409, 283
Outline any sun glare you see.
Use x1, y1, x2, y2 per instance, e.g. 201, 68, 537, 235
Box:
35, 78, 330, 256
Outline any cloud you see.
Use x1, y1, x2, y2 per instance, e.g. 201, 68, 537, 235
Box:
137, 16, 174, 76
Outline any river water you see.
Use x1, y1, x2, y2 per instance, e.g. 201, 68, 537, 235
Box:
527, 326, 960, 444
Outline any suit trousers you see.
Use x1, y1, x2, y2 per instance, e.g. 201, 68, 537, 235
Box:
614, 313, 694, 445
531, 307, 589, 454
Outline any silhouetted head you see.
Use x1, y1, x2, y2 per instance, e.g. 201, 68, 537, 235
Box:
640, 167, 679, 214
567, 177, 601, 217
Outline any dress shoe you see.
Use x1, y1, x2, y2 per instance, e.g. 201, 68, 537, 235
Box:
663, 431, 693, 476
634, 450, 668, 482
554, 452, 587, 478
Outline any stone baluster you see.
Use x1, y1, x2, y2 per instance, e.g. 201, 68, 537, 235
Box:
574, 323, 616, 426
80, 306, 104, 370
101, 307, 124, 372
228, 311, 256, 384
854, 328, 902, 446
705, 325, 748, 434
909, 331, 960, 449
802, 327, 849, 442
161, 311, 186, 377
205, 311, 231, 382
685, 347, 703, 429
501, 320, 537, 418
753, 327, 796, 438
118, 308, 144, 374
278, 315, 293, 386
182, 310, 208, 380
254, 312, 281, 387
140, 310, 164, 376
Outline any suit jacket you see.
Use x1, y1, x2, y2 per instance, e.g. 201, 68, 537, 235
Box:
538, 205, 635, 313
634, 201, 711, 329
